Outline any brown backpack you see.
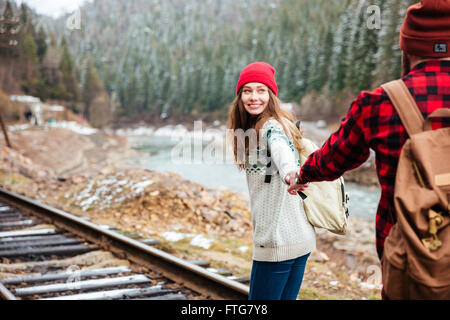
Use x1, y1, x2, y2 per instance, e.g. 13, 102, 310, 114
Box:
380, 80, 450, 299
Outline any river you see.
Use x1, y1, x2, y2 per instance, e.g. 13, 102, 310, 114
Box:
121, 122, 381, 221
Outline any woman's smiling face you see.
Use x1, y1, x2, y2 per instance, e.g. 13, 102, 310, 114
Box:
241, 82, 270, 116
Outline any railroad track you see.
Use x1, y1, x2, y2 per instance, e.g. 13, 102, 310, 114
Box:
0, 187, 249, 300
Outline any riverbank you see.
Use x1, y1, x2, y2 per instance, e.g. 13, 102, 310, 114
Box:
0, 123, 381, 299
115, 119, 379, 188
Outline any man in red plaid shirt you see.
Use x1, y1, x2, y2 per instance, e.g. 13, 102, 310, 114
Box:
286, 0, 450, 298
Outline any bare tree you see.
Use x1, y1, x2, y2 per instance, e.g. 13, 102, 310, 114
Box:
0, 1, 20, 148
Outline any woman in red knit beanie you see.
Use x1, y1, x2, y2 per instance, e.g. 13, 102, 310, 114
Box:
228, 62, 316, 300
228, 61, 303, 168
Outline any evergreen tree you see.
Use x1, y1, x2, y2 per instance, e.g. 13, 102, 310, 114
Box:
60, 37, 79, 101
19, 3, 33, 36
0, 1, 20, 54
297, 31, 311, 98
345, 1, 365, 91
374, 0, 402, 85
41, 37, 61, 86
355, 1, 381, 92
316, 28, 334, 92
21, 34, 38, 83
34, 27, 48, 62
82, 56, 105, 120
330, 6, 353, 93
25, 0, 416, 120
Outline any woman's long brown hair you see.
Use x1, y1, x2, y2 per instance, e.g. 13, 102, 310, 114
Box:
227, 87, 303, 170
401, 52, 411, 77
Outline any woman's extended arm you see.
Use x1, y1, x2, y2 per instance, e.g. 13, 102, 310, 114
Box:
266, 120, 298, 185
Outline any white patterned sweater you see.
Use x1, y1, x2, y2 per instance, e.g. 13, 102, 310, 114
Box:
245, 118, 316, 262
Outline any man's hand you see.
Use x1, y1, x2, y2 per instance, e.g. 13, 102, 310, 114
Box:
285, 171, 309, 195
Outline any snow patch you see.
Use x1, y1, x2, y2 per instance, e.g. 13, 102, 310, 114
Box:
237, 246, 249, 253
160, 232, 214, 249
161, 231, 193, 242
48, 121, 98, 135
189, 234, 213, 249
132, 180, 153, 194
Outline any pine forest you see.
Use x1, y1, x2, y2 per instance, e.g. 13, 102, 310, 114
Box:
0, 0, 418, 125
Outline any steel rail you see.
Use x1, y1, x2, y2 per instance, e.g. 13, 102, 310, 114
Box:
0, 187, 249, 300
0, 283, 17, 300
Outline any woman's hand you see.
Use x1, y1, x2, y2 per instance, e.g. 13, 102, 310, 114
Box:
285, 171, 309, 195
284, 171, 298, 185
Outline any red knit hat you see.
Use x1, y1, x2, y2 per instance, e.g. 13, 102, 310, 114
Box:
400, 0, 450, 58
236, 62, 278, 96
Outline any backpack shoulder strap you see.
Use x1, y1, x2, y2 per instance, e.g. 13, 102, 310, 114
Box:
264, 142, 273, 183
381, 79, 424, 137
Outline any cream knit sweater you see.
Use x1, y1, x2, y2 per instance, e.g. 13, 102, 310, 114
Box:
245, 118, 316, 262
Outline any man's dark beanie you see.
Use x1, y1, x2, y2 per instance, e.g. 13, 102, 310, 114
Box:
400, 0, 450, 58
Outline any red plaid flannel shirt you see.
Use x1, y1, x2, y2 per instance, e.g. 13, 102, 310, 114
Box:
298, 60, 450, 260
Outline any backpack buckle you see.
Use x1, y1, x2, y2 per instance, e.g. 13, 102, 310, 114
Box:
421, 209, 443, 251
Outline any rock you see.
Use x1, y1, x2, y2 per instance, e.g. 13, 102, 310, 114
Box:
350, 273, 361, 283
201, 207, 219, 223
1, 125, 386, 300
226, 219, 240, 232
316, 120, 327, 128
310, 250, 330, 262
360, 282, 382, 290
332, 240, 350, 252
178, 191, 188, 199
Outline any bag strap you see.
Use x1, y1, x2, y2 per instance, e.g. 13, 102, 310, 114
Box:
264, 120, 302, 183
424, 108, 450, 131
264, 128, 278, 183
381, 80, 424, 137
264, 120, 308, 200
264, 144, 273, 183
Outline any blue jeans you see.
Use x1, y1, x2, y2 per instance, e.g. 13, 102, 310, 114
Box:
248, 253, 310, 300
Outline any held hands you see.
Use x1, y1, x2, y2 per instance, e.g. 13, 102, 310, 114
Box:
285, 171, 309, 195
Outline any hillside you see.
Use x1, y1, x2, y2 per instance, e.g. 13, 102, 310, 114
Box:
0, 124, 382, 299
42, 0, 416, 122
